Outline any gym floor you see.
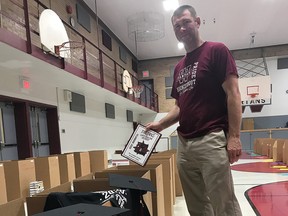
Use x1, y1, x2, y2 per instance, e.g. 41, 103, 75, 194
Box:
173, 152, 288, 216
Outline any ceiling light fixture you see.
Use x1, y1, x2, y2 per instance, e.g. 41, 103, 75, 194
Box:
163, 0, 179, 11
127, 12, 165, 42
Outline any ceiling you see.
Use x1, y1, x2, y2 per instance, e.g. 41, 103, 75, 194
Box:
83, 0, 288, 60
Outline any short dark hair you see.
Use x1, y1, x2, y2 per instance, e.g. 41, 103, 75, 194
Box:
172, 5, 197, 19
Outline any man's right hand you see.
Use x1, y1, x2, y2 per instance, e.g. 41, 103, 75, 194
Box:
145, 122, 164, 133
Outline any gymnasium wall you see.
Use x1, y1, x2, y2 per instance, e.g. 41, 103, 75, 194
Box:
139, 57, 288, 136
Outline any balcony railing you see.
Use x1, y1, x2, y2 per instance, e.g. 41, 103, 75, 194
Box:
0, 0, 158, 112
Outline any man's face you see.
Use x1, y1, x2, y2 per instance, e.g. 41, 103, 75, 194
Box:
172, 9, 200, 44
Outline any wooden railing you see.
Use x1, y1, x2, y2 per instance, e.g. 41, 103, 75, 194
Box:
0, 0, 158, 112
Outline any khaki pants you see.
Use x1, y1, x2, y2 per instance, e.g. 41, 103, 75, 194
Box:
177, 130, 242, 216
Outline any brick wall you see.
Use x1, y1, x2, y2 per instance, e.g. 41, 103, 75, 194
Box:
139, 56, 183, 113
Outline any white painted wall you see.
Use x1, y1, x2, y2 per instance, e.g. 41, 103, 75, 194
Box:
0, 48, 146, 159
57, 88, 136, 156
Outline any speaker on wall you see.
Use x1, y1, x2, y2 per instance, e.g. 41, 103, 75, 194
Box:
102, 30, 112, 51
105, 103, 115, 119
76, 2, 91, 32
69, 92, 86, 113
64, 89, 72, 102
126, 110, 133, 122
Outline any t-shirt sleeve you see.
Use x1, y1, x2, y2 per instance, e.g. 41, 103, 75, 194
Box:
213, 44, 238, 84
171, 65, 179, 100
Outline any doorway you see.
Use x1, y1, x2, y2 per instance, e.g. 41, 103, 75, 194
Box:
0, 102, 18, 160
30, 106, 50, 157
139, 79, 154, 108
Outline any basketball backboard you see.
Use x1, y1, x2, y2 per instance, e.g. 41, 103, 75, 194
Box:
239, 76, 271, 106
122, 70, 133, 93
39, 9, 71, 58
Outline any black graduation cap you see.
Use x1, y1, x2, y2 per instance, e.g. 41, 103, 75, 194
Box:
108, 173, 156, 193
108, 173, 156, 216
32, 203, 130, 216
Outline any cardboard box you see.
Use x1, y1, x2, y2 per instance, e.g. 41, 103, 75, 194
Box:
111, 164, 165, 216
34, 156, 61, 190
89, 150, 108, 172
152, 151, 178, 199
157, 149, 183, 197
73, 178, 111, 192
273, 139, 286, 162
58, 153, 76, 184
242, 118, 254, 130
260, 138, 276, 156
3, 159, 36, 201
73, 170, 153, 215
26, 182, 72, 216
138, 156, 173, 216
0, 198, 25, 216
73, 152, 91, 178
74, 172, 95, 181
0, 163, 7, 204
283, 140, 288, 165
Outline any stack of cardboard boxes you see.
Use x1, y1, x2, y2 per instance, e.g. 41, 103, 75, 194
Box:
1, 149, 182, 216
0, 150, 108, 216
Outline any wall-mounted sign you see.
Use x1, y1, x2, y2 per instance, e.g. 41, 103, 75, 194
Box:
142, 70, 149, 78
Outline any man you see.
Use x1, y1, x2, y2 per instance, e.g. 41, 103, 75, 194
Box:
146, 5, 243, 216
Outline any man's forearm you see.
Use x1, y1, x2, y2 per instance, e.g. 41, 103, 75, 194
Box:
159, 104, 180, 130
227, 91, 242, 138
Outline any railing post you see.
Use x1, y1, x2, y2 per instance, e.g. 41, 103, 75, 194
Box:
99, 50, 104, 87
82, 38, 88, 80
114, 62, 118, 93
23, 0, 32, 54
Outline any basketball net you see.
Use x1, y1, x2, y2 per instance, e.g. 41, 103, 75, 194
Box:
54, 41, 84, 58
131, 85, 144, 98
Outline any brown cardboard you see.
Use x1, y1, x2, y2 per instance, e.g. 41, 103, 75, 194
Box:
89, 150, 108, 172
73, 152, 91, 177
152, 152, 177, 200
34, 156, 61, 189
242, 118, 254, 130
150, 154, 175, 200
74, 172, 95, 181
283, 140, 288, 165
261, 139, 276, 156
58, 153, 76, 184
273, 139, 286, 162
0, 163, 7, 204
26, 182, 73, 216
26, 196, 47, 216
0, 198, 25, 216
73, 178, 111, 192
158, 149, 183, 197
144, 157, 173, 216
3, 159, 36, 201
112, 164, 165, 216
38, 181, 72, 195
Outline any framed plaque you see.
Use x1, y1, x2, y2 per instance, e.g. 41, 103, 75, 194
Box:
122, 124, 162, 166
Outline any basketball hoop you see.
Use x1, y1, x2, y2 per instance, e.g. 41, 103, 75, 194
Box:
54, 41, 85, 58
247, 85, 259, 98
249, 93, 259, 98
131, 85, 144, 98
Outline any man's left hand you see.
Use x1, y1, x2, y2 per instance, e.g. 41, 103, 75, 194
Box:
227, 136, 242, 164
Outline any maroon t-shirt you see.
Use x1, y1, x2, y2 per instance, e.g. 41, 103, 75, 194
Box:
171, 41, 238, 139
